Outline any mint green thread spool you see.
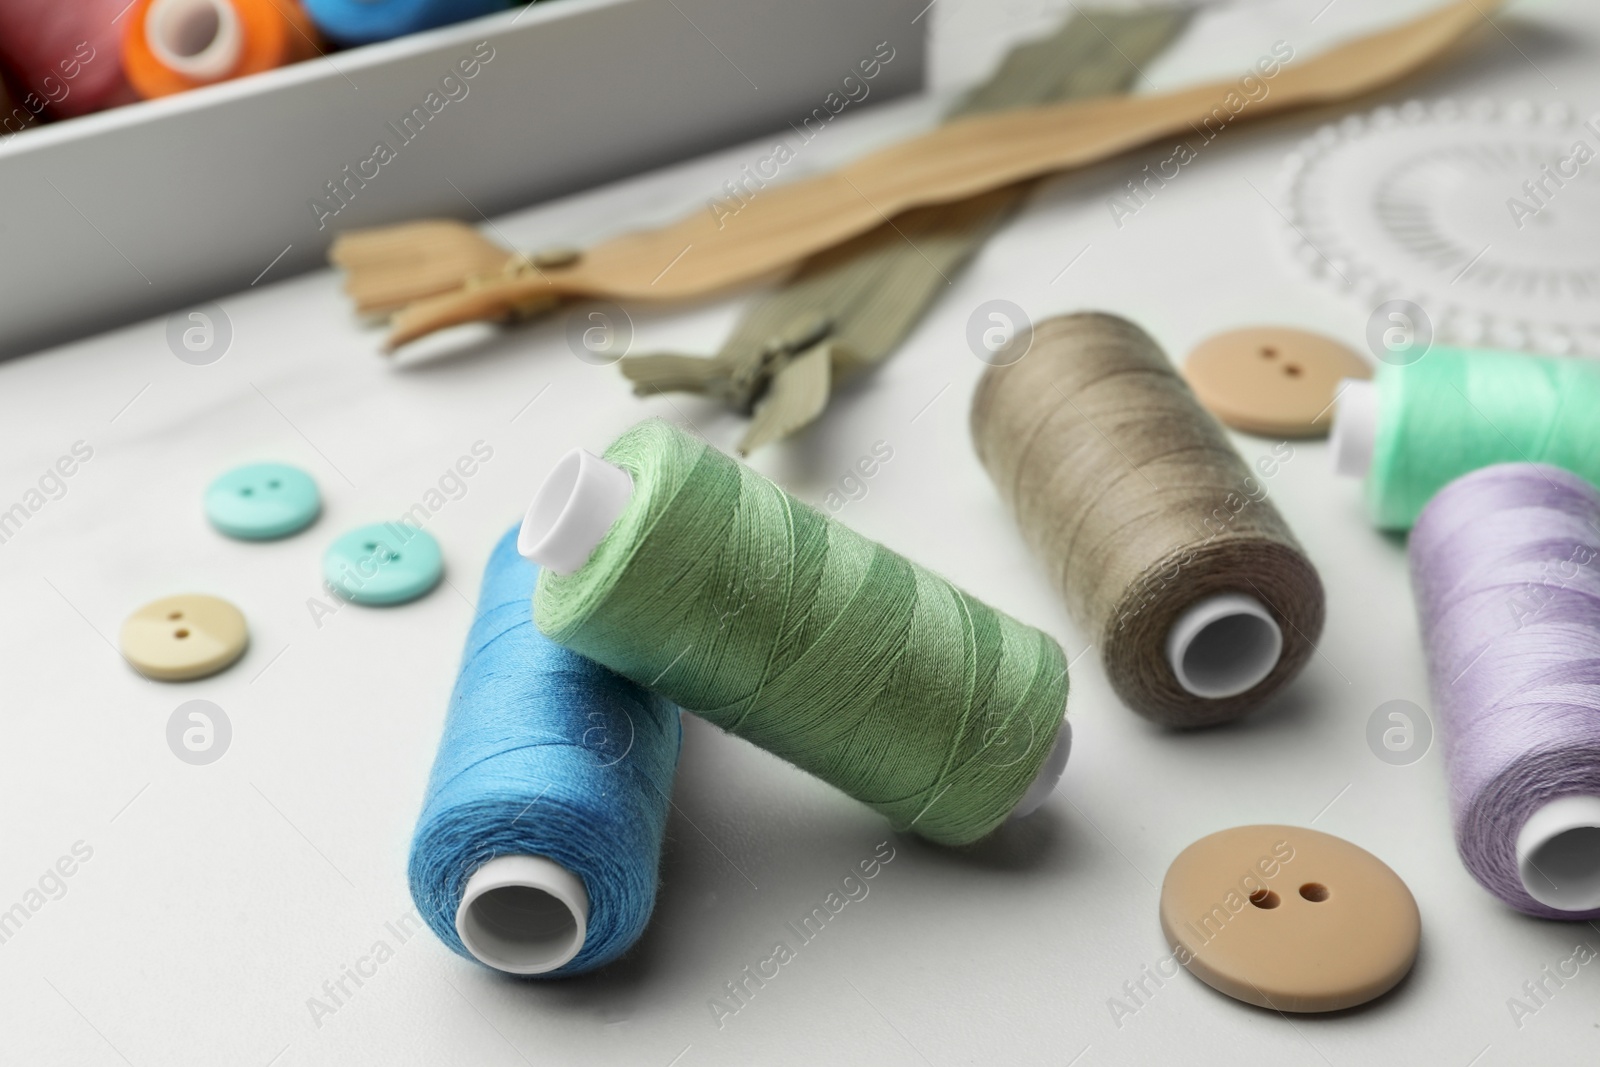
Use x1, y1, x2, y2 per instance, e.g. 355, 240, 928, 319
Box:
1332, 348, 1600, 530
522, 419, 1071, 847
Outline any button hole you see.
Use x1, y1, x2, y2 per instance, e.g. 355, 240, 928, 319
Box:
174, 628, 190, 639
239, 487, 253, 496
363, 542, 378, 551
1299, 882, 1329, 902
1248, 888, 1280, 909
267, 480, 281, 489
1284, 364, 1303, 377
168, 611, 183, 620
1260, 347, 1277, 359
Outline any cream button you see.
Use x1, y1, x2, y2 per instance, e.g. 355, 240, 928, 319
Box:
120, 594, 249, 681
1160, 824, 1419, 1013
1183, 327, 1371, 438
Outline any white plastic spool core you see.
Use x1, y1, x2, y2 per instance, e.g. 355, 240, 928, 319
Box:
1330, 377, 1379, 479
1516, 796, 1600, 912
145, 0, 243, 81
1165, 593, 1283, 699
518, 448, 1072, 816
1008, 718, 1071, 819
518, 449, 634, 575
455, 855, 590, 974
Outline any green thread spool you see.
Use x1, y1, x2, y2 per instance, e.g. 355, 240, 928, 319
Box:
1331, 348, 1600, 530
521, 419, 1072, 847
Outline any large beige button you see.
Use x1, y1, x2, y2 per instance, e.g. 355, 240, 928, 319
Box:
1160, 825, 1419, 1013
1183, 327, 1371, 438
120, 594, 248, 681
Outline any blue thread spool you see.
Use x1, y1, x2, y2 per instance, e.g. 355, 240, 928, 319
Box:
301, 0, 510, 46
408, 524, 681, 975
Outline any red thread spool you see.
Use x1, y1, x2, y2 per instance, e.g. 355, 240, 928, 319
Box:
0, 0, 136, 121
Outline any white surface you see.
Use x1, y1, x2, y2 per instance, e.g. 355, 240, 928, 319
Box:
1331, 376, 1379, 479
145, 0, 243, 82
455, 854, 590, 974
1163, 593, 1283, 699
517, 448, 633, 575
1516, 796, 1600, 913
2, 1, 1597, 1064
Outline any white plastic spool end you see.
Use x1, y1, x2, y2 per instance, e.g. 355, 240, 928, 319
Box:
1165, 594, 1284, 700
1516, 796, 1600, 912
145, 0, 243, 81
455, 855, 591, 975
1009, 718, 1072, 819
1330, 377, 1378, 478
519, 449, 634, 575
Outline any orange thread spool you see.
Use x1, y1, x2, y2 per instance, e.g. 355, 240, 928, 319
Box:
122, 0, 321, 99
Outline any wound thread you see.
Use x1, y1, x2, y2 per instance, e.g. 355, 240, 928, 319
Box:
1365, 348, 1600, 530
534, 419, 1070, 847
121, 0, 323, 98
409, 524, 681, 975
1410, 463, 1600, 919
971, 312, 1325, 727
301, 0, 509, 45
0, 0, 136, 120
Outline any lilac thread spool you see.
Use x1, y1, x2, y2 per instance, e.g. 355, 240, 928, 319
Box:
1410, 463, 1600, 918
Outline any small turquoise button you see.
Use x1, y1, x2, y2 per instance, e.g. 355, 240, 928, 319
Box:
323, 523, 443, 606
205, 463, 320, 540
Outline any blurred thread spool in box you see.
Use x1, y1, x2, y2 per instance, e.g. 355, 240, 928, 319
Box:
0, 0, 137, 119
122, 0, 322, 99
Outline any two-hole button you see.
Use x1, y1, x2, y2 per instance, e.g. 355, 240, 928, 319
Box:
1159, 824, 1419, 1012
1183, 327, 1372, 438
205, 463, 320, 540
322, 523, 443, 606
120, 594, 248, 681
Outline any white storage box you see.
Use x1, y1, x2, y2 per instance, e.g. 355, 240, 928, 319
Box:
0, 0, 926, 357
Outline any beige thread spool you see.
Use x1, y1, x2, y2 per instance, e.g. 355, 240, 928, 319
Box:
971, 312, 1325, 727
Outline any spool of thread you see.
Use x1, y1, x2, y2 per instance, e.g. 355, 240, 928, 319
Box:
121, 0, 321, 100
408, 524, 681, 975
1410, 463, 1600, 919
0, 73, 27, 137
524, 420, 1073, 847
0, 0, 137, 119
1331, 347, 1600, 531
301, 0, 510, 47
970, 312, 1325, 728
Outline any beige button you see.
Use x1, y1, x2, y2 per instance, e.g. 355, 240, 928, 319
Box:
1160, 824, 1419, 1013
1183, 327, 1371, 438
120, 594, 248, 681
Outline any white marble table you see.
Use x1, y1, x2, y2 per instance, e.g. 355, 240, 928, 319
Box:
2, 1, 1594, 1063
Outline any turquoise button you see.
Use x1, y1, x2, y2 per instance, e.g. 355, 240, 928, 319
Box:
323, 524, 443, 606
205, 463, 320, 540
